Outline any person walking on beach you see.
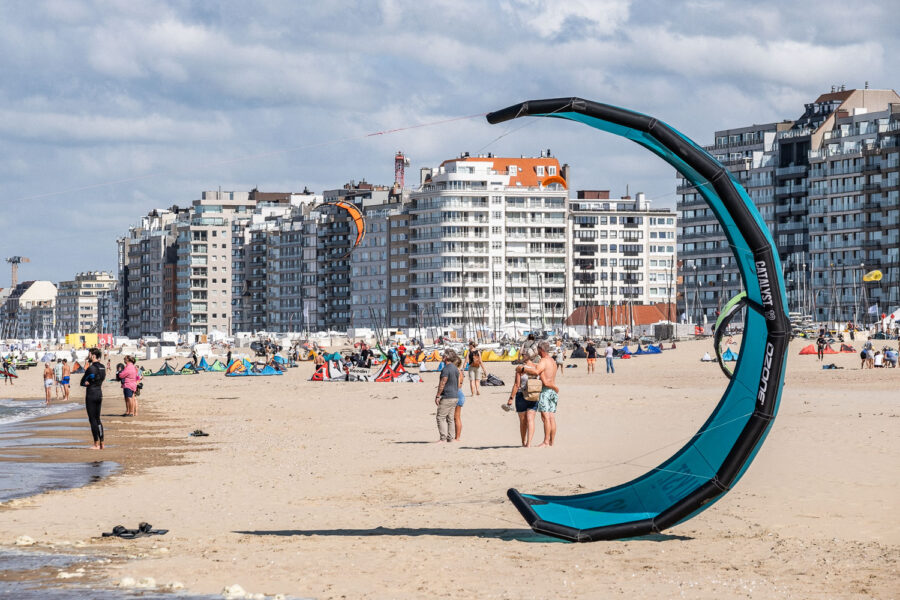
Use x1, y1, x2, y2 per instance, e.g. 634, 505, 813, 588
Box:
465, 342, 482, 396
816, 334, 826, 361
61, 359, 71, 401
434, 349, 460, 442
43, 362, 54, 405
586, 341, 597, 374
521, 341, 560, 447
605, 342, 615, 374
554, 345, 565, 375
118, 355, 140, 417
80, 348, 106, 450
2, 356, 13, 386
505, 347, 538, 446
53, 359, 63, 400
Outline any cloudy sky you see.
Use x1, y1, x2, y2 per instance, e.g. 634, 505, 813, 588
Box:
1, 0, 897, 282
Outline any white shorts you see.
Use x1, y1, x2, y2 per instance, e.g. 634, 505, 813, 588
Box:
44, 379, 54, 388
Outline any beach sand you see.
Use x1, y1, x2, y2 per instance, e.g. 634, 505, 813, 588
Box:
0, 340, 897, 598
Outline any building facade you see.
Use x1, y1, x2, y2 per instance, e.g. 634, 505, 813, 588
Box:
569, 190, 676, 310
56, 271, 117, 333
677, 87, 900, 325
1, 280, 57, 339
409, 152, 569, 336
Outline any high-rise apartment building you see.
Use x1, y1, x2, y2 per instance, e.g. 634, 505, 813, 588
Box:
677, 87, 900, 325
409, 152, 569, 334
569, 191, 676, 310
118, 209, 181, 338
56, 271, 117, 333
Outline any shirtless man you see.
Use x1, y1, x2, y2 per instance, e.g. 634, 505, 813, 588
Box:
43, 362, 54, 405
521, 340, 559, 447
61, 359, 71, 401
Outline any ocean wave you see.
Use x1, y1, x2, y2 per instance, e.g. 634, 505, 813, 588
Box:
0, 399, 81, 428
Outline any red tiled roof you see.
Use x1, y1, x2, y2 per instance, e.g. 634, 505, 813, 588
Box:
565, 303, 675, 327
440, 156, 564, 188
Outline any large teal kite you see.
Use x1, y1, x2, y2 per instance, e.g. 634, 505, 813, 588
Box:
487, 98, 790, 542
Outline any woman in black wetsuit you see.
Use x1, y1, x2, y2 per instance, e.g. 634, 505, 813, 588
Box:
81, 347, 107, 450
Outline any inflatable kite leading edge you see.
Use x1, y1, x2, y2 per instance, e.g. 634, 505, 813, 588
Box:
486, 98, 790, 542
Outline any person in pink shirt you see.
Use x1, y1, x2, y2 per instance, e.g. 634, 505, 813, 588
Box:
118, 355, 140, 417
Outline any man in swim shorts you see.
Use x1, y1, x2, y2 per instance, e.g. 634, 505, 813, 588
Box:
522, 341, 559, 447
61, 359, 71, 401
53, 359, 63, 400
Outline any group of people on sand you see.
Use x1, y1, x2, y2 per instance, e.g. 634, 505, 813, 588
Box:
858, 339, 898, 368
42, 358, 72, 405
39, 348, 144, 450
433, 339, 560, 447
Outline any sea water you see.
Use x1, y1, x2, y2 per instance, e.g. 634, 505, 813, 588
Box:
0, 397, 120, 502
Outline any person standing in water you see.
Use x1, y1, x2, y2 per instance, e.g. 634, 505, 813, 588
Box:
43, 362, 54, 405
80, 348, 107, 450
61, 359, 71, 401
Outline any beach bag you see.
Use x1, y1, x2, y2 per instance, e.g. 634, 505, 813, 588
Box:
524, 378, 542, 403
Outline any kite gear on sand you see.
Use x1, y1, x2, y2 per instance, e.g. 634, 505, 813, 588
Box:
487, 97, 789, 542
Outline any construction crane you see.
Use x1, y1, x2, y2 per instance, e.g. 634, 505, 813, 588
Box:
6, 256, 30, 288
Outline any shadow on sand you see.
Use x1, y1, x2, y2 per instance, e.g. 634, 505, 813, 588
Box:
234, 527, 692, 543
234, 526, 558, 542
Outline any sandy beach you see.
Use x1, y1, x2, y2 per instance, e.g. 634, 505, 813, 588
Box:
1, 339, 897, 599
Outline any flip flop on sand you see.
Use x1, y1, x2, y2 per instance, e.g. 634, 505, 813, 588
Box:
189, 430, 209, 437
101, 522, 168, 539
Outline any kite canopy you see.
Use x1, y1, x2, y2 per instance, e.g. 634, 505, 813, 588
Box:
322, 201, 365, 259
487, 98, 789, 542
863, 269, 883, 282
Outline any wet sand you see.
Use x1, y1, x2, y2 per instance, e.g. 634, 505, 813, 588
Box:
0, 341, 897, 599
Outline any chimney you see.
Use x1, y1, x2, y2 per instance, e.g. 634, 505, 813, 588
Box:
561, 163, 570, 182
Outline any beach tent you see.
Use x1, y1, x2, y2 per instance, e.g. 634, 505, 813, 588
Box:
700, 352, 716, 362
721, 348, 738, 361
71, 361, 85, 373
195, 357, 210, 371
208, 359, 226, 372
839, 344, 856, 353
798, 344, 818, 355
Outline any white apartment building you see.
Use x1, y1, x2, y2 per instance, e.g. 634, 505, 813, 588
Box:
56, 271, 117, 333
409, 152, 569, 334
570, 191, 676, 307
